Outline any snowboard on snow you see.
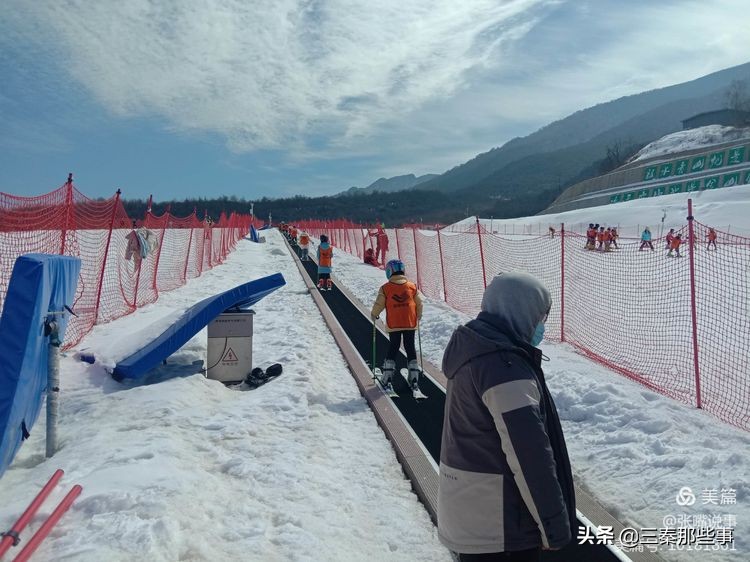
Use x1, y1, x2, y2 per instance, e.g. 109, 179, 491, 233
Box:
245, 363, 283, 389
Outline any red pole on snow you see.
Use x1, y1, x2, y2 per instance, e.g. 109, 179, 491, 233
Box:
93, 189, 121, 323
476, 217, 487, 289
395, 228, 401, 261
152, 204, 170, 292
59, 174, 74, 255
13, 485, 83, 562
183, 217, 195, 283
0, 470, 64, 558
560, 223, 566, 343
412, 227, 421, 290
437, 226, 448, 303
686, 199, 702, 409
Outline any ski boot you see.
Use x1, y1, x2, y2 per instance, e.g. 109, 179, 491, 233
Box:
317, 278, 326, 290
381, 359, 396, 386
407, 359, 427, 400
326, 278, 333, 291
407, 359, 421, 386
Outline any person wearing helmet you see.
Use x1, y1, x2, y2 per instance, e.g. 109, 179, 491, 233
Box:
298, 231, 310, 261
317, 234, 334, 290
585, 224, 596, 250
639, 227, 654, 251
370, 259, 423, 388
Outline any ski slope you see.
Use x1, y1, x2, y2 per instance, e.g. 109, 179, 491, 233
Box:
448, 186, 750, 238
0, 224, 747, 560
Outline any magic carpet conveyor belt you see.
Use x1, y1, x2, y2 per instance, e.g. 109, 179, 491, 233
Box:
285, 235, 662, 562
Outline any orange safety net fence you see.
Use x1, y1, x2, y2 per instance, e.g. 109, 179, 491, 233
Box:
295, 207, 750, 431
0, 179, 259, 349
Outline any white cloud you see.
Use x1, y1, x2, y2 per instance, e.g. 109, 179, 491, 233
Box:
6, 0, 550, 153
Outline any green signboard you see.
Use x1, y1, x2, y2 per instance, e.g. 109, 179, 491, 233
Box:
745, 170, 750, 184
637, 188, 650, 198
727, 146, 745, 165
623, 192, 635, 201
652, 186, 666, 196
691, 156, 706, 173
704, 176, 720, 189
674, 160, 689, 175
686, 180, 701, 192
610, 194, 622, 203
644, 166, 657, 181
708, 151, 724, 169
658, 163, 673, 178
723, 173, 740, 187
668, 183, 683, 194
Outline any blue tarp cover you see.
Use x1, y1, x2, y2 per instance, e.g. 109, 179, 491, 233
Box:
113, 273, 285, 381
249, 225, 260, 242
0, 254, 81, 478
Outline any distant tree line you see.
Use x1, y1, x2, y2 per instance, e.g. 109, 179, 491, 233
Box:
120, 134, 649, 225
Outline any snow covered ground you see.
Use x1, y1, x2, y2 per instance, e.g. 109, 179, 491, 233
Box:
447, 185, 750, 238
631, 125, 750, 164
0, 231, 448, 562
1, 218, 748, 560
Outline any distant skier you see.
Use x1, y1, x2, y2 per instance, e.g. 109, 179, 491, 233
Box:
585, 224, 596, 250
707, 228, 718, 251
639, 227, 654, 251
610, 227, 619, 249
317, 234, 334, 290
548, 226, 556, 238
667, 233, 682, 257
665, 228, 676, 250
370, 259, 423, 390
596, 226, 607, 251
298, 231, 310, 261
377, 228, 390, 265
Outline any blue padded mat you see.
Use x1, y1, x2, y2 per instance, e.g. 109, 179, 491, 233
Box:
112, 273, 285, 381
0, 254, 81, 479
249, 225, 260, 242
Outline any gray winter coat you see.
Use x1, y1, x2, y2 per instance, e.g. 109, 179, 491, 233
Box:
438, 310, 575, 554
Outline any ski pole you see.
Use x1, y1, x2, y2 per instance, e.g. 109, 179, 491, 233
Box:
372, 319, 377, 370
417, 322, 424, 371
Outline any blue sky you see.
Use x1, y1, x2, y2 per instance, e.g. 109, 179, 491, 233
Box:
2, 0, 749, 202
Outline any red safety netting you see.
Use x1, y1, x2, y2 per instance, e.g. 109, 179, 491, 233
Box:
296, 209, 750, 431
0, 179, 258, 349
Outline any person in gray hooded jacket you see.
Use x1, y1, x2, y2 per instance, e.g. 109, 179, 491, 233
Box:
438, 272, 575, 561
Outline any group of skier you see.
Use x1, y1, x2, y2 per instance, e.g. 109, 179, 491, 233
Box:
584, 224, 620, 251
583, 222, 720, 256
280, 223, 425, 396
279, 222, 579, 558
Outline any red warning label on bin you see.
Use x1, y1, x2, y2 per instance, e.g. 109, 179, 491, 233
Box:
222, 348, 238, 363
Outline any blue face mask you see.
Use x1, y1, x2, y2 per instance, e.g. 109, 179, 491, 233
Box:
530, 322, 545, 346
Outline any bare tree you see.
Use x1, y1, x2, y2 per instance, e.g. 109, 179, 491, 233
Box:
724, 79, 750, 112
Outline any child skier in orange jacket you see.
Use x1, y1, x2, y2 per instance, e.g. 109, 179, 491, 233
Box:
371, 259, 423, 389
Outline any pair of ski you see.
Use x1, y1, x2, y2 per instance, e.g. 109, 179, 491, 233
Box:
372, 367, 427, 401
